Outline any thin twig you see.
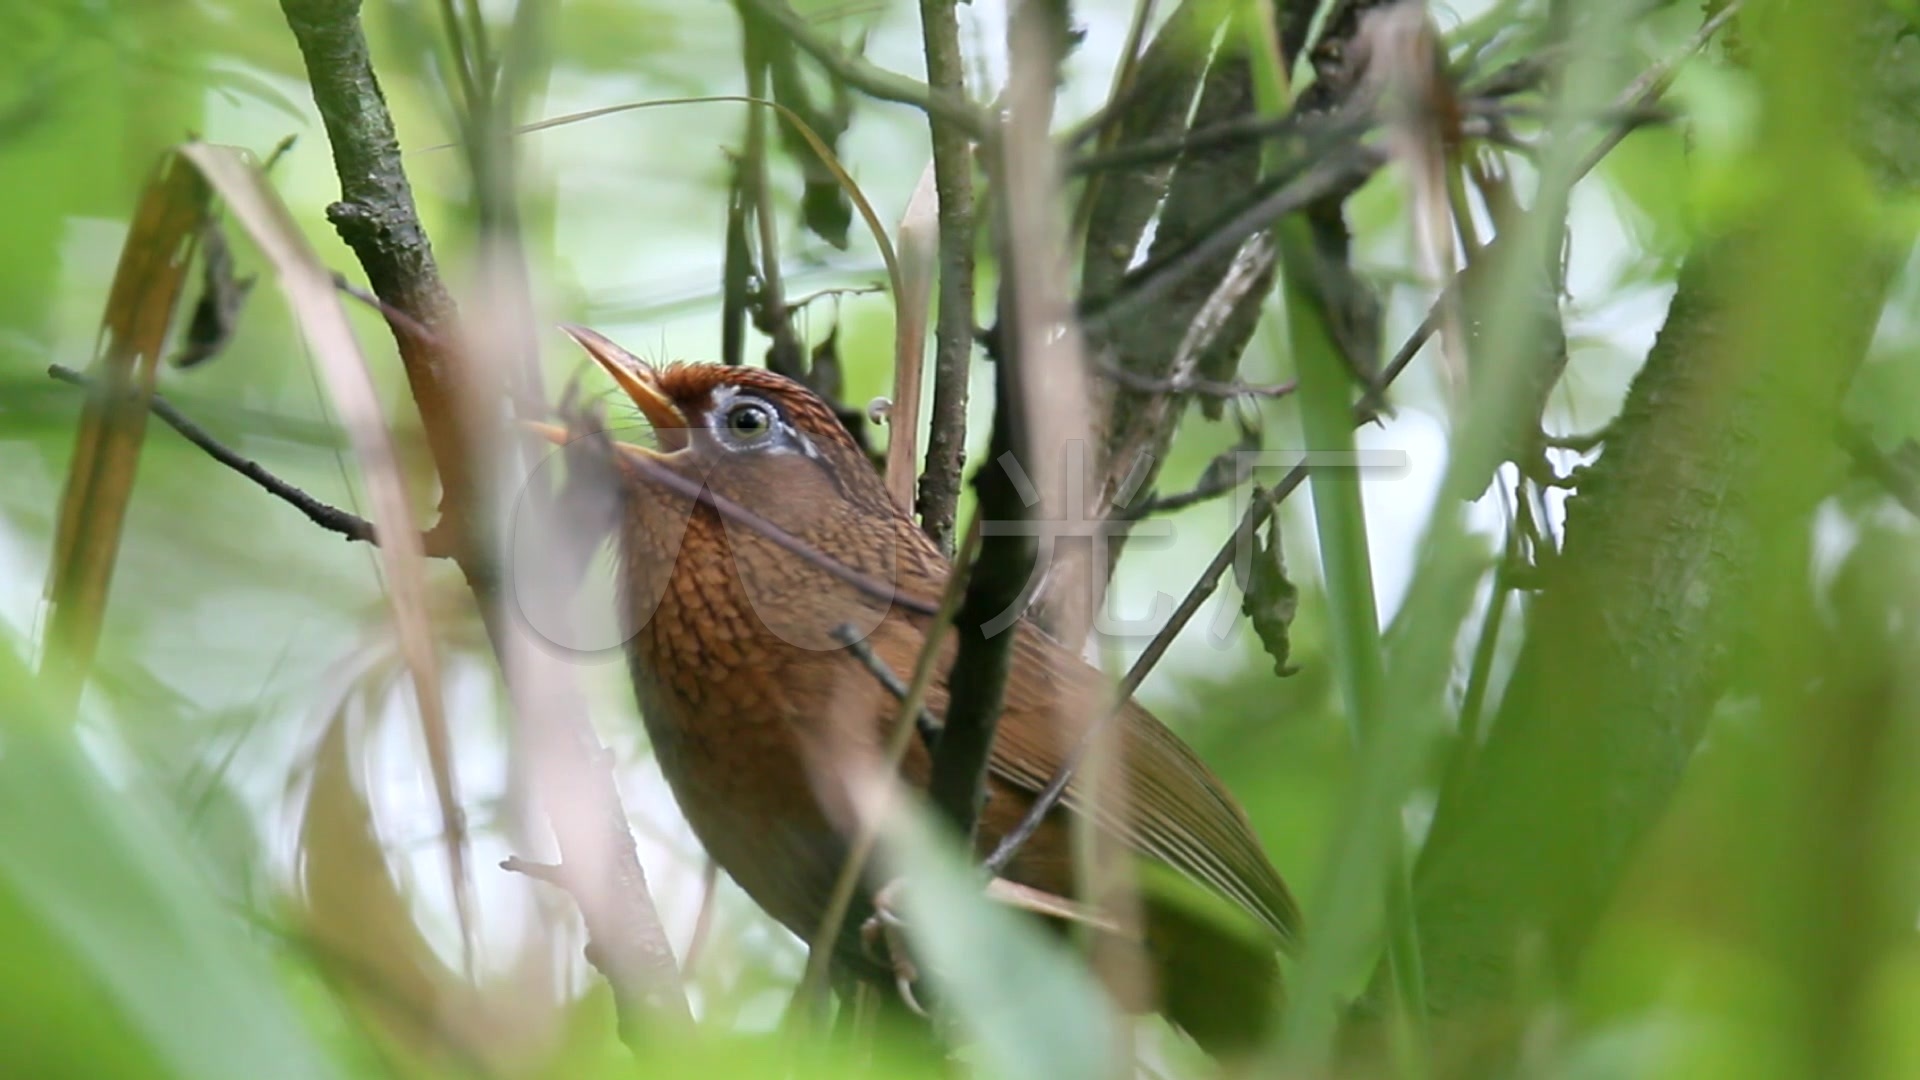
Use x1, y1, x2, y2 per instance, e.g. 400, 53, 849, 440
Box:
1092, 358, 1297, 400
942, 0, 1093, 887
1080, 141, 1386, 334
795, 522, 977, 1009
1116, 445, 1260, 520
987, 308, 1429, 874
281, 0, 689, 1031
734, 0, 989, 139
602, 442, 941, 619
830, 623, 942, 748
501, 855, 655, 1049
738, 34, 806, 380
1431, 555, 1515, 818
680, 859, 722, 980
1841, 424, 1920, 521
45, 363, 460, 556
913, 0, 978, 557
1570, 0, 1744, 180
927, 297, 1035, 836
332, 274, 451, 350
1069, 107, 1324, 177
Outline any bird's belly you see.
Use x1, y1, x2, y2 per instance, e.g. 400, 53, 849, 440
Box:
629, 661, 852, 944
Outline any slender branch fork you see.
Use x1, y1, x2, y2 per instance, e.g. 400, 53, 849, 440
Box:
278, 0, 689, 1034
45, 364, 395, 551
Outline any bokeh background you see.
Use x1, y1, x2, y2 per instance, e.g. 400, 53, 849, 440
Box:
6, 0, 1920, 1077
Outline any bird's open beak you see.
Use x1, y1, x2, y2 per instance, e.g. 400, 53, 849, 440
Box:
559, 324, 691, 453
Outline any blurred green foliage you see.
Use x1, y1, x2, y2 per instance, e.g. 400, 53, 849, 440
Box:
5, 0, 1920, 1078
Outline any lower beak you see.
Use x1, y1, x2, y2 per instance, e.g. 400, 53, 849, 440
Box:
559, 324, 690, 453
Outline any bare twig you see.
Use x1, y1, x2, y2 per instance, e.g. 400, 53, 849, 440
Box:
502, 855, 655, 1049
588, 437, 942, 619
830, 623, 942, 748
332, 275, 452, 352
913, 0, 978, 556
1841, 425, 1920, 521
796, 524, 975, 1009
738, 33, 806, 381
1116, 438, 1261, 520
1069, 107, 1351, 178
1093, 358, 1297, 400
1570, 0, 1745, 180
281, 0, 688, 1031
680, 859, 723, 979
927, 0, 1089, 840
926, 374, 1032, 834
45, 364, 420, 552
987, 306, 1430, 874
1080, 141, 1385, 334
280, 0, 476, 541
734, 0, 989, 139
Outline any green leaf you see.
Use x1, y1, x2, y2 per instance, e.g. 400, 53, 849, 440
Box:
0, 642, 339, 1080
886, 806, 1120, 1080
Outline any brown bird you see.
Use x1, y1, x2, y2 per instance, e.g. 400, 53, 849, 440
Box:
550, 326, 1300, 1054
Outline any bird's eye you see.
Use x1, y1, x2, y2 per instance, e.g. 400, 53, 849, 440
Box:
722, 398, 777, 445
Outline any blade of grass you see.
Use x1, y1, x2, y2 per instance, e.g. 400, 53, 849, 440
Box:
41, 153, 209, 719
177, 141, 474, 975
1237, 3, 1430, 1068
0, 637, 342, 1080
880, 794, 1122, 1080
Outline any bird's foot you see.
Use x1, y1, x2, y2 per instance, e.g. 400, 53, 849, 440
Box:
860, 879, 927, 1016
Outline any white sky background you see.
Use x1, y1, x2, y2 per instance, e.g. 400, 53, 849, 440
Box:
0, 0, 1692, 1015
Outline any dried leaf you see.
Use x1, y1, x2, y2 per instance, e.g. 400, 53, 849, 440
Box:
176, 141, 472, 971
1237, 510, 1299, 677
170, 215, 256, 369
297, 688, 462, 1064
759, 17, 855, 249
43, 152, 209, 716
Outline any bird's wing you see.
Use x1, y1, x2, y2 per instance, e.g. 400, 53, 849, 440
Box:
982, 623, 1303, 947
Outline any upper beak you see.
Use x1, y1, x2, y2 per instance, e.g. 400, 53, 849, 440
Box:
559, 323, 690, 453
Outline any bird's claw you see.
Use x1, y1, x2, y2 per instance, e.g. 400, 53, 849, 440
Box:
859, 880, 928, 1017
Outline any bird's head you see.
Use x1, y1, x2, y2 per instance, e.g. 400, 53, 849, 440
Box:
532, 326, 929, 651
555, 324, 898, 529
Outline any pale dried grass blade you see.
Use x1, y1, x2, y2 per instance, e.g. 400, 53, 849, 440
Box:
1356, 1, 1467, 405
176, 141, 474, 971
885, 161, 941, 514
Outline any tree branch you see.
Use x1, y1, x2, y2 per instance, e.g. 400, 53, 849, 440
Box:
279, 0, 688, 1031
927, 0, 1075, 842
44, 363, 460, 556
1412, 1, 1920, 1014
913, 0, 978, 557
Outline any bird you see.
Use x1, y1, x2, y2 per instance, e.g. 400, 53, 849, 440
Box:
542, 325, 1301, 1054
